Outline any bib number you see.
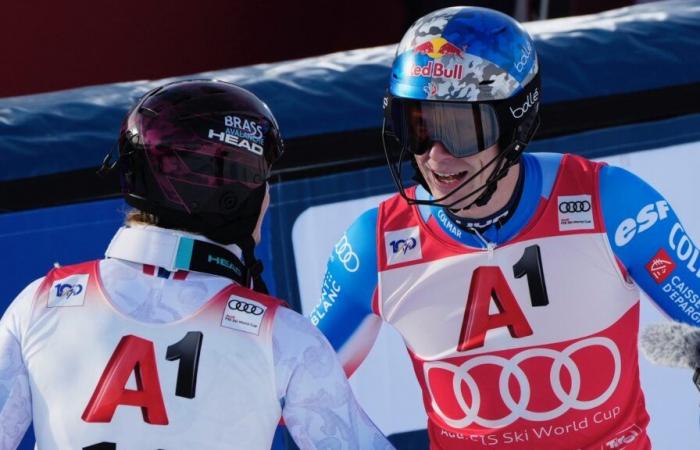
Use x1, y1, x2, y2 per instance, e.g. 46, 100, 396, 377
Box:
458, 245, 549, 350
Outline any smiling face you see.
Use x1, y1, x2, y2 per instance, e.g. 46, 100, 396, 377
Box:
414, 142, 507, 213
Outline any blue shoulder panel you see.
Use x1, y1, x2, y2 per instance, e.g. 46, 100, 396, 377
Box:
311, 207, 379, 351
601, 165, 700, 325
530, 152, 562, 200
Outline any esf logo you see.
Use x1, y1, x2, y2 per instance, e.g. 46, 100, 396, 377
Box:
559, 200, 591, 214
227, 299, 265, 316
509, 88, 539, 119
615, 200, 670, 247
55, 283, 83, 299
390, 238, 417, 255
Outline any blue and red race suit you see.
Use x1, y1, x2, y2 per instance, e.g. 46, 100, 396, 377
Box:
312, 152, 700, 450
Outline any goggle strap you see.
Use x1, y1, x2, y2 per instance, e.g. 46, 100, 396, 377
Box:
473, 105, 485, 152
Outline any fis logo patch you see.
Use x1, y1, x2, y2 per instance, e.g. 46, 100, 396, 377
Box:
557, 195, 594, 231
49, 274, 89, 307
384, 227, 422, 266
221, 295, 267, 335
645, 248, 676, 284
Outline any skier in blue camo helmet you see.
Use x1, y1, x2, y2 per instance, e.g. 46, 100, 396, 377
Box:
383, 6, 540, 211
314, 6, 700, 450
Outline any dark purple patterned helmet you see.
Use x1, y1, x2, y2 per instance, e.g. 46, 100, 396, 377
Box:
117, 79, 284, 244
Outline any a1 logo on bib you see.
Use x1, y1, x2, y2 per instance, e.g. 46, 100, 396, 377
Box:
49, 274, 89, 307
385, 227, 422, 266
557, 195, 594, 231
221, 295, 267, 335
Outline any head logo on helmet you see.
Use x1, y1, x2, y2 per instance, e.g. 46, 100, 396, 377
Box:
115, 79, 284, 246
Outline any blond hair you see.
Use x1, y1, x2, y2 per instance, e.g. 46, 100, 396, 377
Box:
124, 209, 159, 226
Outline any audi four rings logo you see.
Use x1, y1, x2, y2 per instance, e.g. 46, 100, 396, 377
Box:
424, 337, 621, 429
559, 200, 591, 214
228, 299, 265, 315
334, 234, 360, 273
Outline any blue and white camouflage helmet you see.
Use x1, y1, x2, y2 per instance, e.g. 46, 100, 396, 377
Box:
392, 6, 538, 102
383, 7, 541, 209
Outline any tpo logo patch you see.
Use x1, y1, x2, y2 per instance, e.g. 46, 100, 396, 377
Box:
384, 227, 422, 266
557, 195, 594, 231
49, 274, 89, 307
221, 295, 267, 335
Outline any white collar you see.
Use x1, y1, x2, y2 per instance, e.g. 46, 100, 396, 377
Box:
105, 225, 242, 272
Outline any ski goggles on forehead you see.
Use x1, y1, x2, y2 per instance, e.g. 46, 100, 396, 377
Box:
390, 99, 500, 158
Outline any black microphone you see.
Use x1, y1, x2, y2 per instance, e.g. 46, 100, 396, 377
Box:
639, 322, 700, 391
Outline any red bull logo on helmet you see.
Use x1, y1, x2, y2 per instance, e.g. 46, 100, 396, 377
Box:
409, 37, 465, 81
410, 62, 463, 80
413, 37, 465, 58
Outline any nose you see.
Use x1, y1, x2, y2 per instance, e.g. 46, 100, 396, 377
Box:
426, 141, 454, 161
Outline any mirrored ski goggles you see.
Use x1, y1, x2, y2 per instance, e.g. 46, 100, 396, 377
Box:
390, 99, 500, 158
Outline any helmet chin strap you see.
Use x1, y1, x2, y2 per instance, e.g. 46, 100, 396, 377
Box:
386, 111, 539, 212
402, 139, 519, 211
449, 141, 523, 212
201, 195, 269, 295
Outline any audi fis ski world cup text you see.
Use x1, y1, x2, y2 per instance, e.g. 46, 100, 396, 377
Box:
557, 195, 594, 231
221, 296, 267, 334
227, 299, 265, 315
437, 405, 630, 448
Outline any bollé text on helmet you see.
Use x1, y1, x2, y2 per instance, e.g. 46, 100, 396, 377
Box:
509, 88, 539, 119
514, 41, 533, 73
